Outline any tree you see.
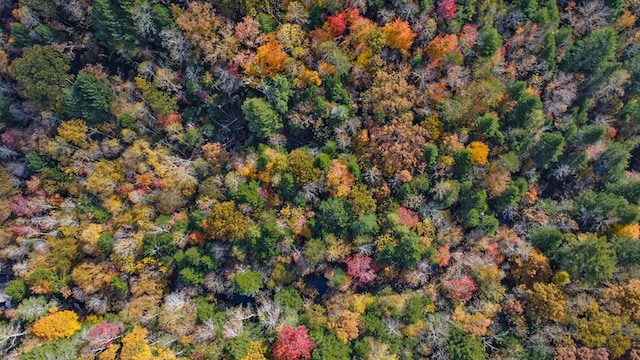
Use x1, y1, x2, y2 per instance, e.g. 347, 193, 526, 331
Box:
467, 141, 490, 165
382, 19, 416, 56
317, 197, 352, 233
5, 277, 28, 302
525, 282, 567, 324
272, 325, 315, 360
245, 34, 290, 79
361, 69, 416, 124
327, 159, 355, 197
453, 149, 472, 180
32, 309, 82, 340
135, 77, 178, 118
242, 98, 283, 139
86, 321, 122, 349
572, 190, 639, 233
438, 0, 457, 20
443, 275, 477, 302
530, 132, 565, 169
558, 234, 616, 285
346, 254, 377, 287
426, 34, 460, 65
205, 201, 249, 241
562, 27, 618, 73
63, 73, 114, 124
120, 326, 153, 360
20, 339, 79, 360
90, 0, 138, 54
445, 327, 487, 360
327, 310, 360, 343
475, 27, 502, 57
232, 270, 263, 296
10, 45, 72, 111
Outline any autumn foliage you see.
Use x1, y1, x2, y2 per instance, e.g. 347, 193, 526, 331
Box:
382, 19, 416, 56
438, 0, 457, 20
33, 309, 82, 340
272, 325, 315, 360
443, 276, 477, 302
346, 254, 377, 286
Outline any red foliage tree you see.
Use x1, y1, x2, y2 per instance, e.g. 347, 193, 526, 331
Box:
327, 13, 348, 36
346, 254, 377, 286
443, 275, 477, 302
438, 0, 457, 21
11, 194, 41, 217
86, 321, 122, 349
272, 325, 315, 360
398, 206, 420, 228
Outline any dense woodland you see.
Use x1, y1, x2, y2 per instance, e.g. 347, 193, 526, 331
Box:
0, 0, 640, 359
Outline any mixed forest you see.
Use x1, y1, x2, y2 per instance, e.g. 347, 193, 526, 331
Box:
1, 0, 640, 359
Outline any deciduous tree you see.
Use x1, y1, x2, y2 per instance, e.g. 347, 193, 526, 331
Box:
272, 325, 315, 360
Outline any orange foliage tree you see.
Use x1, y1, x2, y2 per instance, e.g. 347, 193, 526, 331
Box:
382, 19, 416, 57
244, 34, 290, 79
425, 34, 460, 66
326, 159, 355, 197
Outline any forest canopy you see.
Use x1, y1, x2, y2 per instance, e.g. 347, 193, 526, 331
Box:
0, 0, 640, 359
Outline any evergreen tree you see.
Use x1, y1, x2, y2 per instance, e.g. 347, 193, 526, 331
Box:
242, 97, 283, 139
10, 45, 72, 111
63, 73, 114, 124
90, 0, 139, 54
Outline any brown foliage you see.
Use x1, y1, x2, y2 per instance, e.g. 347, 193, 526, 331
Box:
175, 2, 237, 64
363, 116, 430, 176
360, 69, 417, 124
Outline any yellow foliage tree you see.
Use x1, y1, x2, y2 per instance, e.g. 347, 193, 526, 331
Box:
57, 119, 88, 147
86, 159, 125, 198
607, 279, 640, 321
120, 326, 153, 360
525, 282, 567, 325
71, 262, 108, 295
98, 344, 120, 360
33, 309, 82, 340
467, 141, 489, 165
452, 303, 492, 336
328, 310, 360, 343
241, 341, 268, 360
204, 201, 250, 241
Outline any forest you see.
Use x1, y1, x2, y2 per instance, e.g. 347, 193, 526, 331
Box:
0, 0, 640, 359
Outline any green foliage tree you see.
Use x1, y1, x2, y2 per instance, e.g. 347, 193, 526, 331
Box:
453, 149, 473, 180
475, 27, 502, 57
10, 23, 31, 47
562, 27, 618, 73
232, 270, 263, 296
445, 327, 487, 360
5, 277, 28, 302
572, 190, 640, 232
558, 234, 616, 285
10, 45, 72, 111
317, 197, 352, 233
530, 132, 565, 169
63, 73, 114, 124
90, 0, 139, 54
242, 97, 283, 139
